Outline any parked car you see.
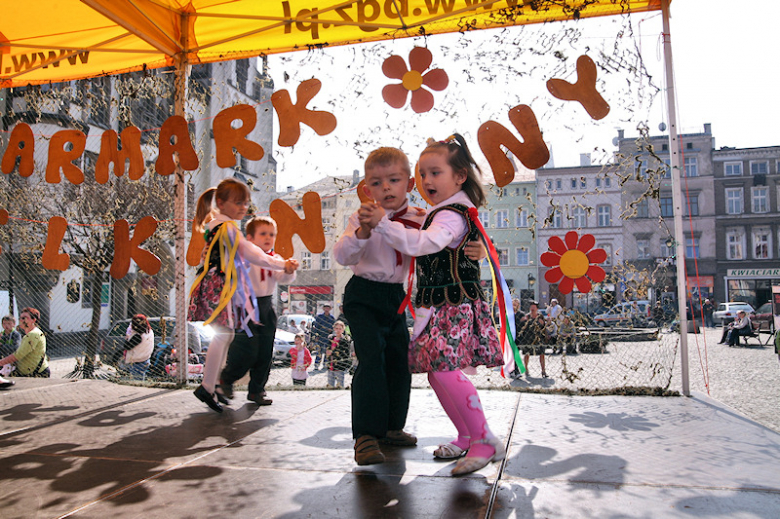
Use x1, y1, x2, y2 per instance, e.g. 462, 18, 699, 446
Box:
273, 328, 297, 366
713, 302, 755, 326
592, 300, 651, 327
752, 302, 775, 333
278, 313, 314, 332
100, 317, 213, 368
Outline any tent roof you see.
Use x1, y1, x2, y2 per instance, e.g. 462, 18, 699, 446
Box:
1, 0, 664, 87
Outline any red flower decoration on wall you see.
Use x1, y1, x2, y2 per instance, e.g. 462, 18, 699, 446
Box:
381, 47, 449, 113
540, 231, 607, 294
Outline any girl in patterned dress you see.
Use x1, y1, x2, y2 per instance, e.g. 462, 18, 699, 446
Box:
188, 179, 296, 413
359, 134, 505, 476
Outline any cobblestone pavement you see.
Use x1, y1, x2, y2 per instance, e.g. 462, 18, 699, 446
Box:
49, 325, 779, 433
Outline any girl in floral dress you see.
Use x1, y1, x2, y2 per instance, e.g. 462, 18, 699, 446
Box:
359, 134, 505, 476
188, 179, 297, 413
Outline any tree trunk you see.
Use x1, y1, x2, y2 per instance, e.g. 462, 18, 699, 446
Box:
82, 273, 104, 378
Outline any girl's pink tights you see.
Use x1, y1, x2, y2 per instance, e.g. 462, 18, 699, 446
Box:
428, 370, 496, 459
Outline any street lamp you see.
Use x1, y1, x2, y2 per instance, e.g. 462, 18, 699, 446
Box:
527, 273, 535, 288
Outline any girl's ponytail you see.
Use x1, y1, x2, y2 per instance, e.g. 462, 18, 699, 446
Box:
193, 187, 216, 235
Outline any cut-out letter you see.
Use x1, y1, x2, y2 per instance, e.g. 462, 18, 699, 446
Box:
547, 55, 610, 120
272, 79, 337, 147
156, 116, 199, 175
95, 126, 144, 183
187, 229, 207, 267
111, 216, 161, 279
478, 105, 550, 187
0, 209, 7, 255
47, 130, 86, 184
42, 216, 70, 271
1, 123, 35, 177
213, 104, 265, 168
270, 191, 326, 258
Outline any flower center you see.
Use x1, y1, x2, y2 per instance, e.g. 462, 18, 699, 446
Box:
402, 70, 424, 91
559, 249, 589, 279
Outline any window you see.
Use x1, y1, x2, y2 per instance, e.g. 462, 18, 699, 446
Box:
544, 180, 552, 191
580, 177, 587, 189
636, 198, 649, 218
684, 157, 698, 177
726, 231, 744, 260
595, 177, 601, 188
600, 244, 613, 266
572, 206, 587, 228
637, 239, 650, 259
685, 237, 699, 259
597, 205, 611, 227
516, 248, 529, 266
555, 179, 562, 190
752, 187, 768, 213
684, 193, 699, 216
753, 229, 771, 259
301, 252, 312, 270
320, 252, 330, 270
516, 208, 528, 228
495, 210, 509, 228
724, 161, 743, 176
322, 216, 332, 234
497, 248, 509, 266
548, 207, 561, 228
479, 211, 490, 228
725, 188, 743, 214
571, 178, 577, 189
751, 161, 769, 175
605, 177, 612, 188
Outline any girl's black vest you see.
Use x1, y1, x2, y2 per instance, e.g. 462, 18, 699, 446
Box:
415, 204, 485, 308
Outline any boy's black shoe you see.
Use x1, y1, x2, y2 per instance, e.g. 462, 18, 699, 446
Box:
248, 393, 273, 406
194, 385, 223, 413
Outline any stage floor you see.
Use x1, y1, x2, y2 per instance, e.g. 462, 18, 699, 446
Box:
1, 378, 778, 518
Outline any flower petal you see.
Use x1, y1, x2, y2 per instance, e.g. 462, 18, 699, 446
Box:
587, 248, 607, 264
382, 83, 409, 109
545, 267, 563, 283
558, 277, 574, 294
565, 231, 579, 250
410, 88, 434, 113
587, 265, 606, 282
540, 251, 561, 267
423, 68, 449, 91
574, 276, 592, 293
577, 233, 595, 252
382, 55, 408, 79
548, 235, 568, 255
409, 46, 433, 73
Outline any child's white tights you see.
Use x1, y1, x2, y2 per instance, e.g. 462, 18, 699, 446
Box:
201, 328, 234, 394
428, 370, 497, 459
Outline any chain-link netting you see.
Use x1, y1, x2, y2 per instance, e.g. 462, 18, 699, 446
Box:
1, 13, 687, 394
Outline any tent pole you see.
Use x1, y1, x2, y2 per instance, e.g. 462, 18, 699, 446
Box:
661, 0, 690, 396
173, 16, 190, 386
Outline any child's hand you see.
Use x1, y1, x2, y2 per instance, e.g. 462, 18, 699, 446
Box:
284, 258, 299, 274
358, 202, 385, 229
355, 222, 372, 240
464, 240, 487, 261
410, 206, 427, 217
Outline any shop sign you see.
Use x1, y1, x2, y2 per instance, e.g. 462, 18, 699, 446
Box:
290, 285, 333, 295
726, 268, 780, 278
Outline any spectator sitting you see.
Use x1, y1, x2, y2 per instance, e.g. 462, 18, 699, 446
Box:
1, 315, 21, 359
119, 314, 154, 380
0, 307, 50, 377
726, 310, 753, 347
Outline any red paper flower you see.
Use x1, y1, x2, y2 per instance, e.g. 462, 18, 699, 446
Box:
540, 231, 607, 294
381, 47, 449, 113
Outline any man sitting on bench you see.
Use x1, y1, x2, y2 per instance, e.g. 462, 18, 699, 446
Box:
726, 310, 753, 346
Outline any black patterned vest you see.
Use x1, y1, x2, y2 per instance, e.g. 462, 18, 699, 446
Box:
415, 204, 485, 308
200, 223, 225, 276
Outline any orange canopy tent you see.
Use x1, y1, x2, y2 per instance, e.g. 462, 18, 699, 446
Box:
1, 0, 689, 392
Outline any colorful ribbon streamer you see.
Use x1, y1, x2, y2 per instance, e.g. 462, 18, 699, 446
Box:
467, 208, 525, 376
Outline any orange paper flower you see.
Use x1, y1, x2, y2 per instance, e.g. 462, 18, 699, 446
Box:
540, 231, 607, 294
381, 47, 448, 113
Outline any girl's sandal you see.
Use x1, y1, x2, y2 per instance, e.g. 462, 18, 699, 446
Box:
451, 437, 506, 476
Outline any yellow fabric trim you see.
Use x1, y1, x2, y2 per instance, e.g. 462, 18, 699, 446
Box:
189, 221, 242, 326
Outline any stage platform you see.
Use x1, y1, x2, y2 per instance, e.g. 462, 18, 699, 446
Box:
1, 378, 778, 518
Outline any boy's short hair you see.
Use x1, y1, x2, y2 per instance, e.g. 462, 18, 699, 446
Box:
294, 333, 306, 341
365, 147, 411, 177
246, 216, 277, 237
2, 315, 15, 324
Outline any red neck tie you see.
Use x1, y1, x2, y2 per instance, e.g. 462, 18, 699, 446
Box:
390, 207, 422, 265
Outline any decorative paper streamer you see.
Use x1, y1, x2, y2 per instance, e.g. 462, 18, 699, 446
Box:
467, 207, 524, 376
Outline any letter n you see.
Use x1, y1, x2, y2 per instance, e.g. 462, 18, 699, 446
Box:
270, 191, 326, 258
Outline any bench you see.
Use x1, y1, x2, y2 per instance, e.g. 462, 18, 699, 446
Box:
740, 321, 772, 346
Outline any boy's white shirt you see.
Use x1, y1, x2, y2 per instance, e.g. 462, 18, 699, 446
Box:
371, 191, 476, 340
206, 213, 287, 271
247, 251, 296, 296
333, 200, 425, 284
